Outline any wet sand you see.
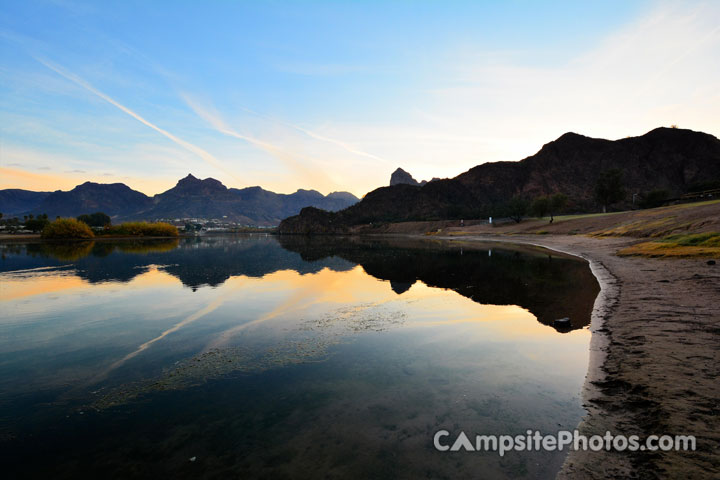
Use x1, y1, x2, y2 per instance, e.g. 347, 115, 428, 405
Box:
438, 234, 719, 479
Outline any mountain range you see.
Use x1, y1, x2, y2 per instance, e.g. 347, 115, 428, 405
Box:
279, 127, 720, 233
0, 174, 359, 226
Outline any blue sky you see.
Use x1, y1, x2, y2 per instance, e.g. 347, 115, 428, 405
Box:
1, 1, 719, 196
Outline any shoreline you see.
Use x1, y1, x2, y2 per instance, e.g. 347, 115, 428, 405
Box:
0, 234, 180, 243
433, 233, 719, 478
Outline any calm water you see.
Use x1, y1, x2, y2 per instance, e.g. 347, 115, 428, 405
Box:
0, 235, 599, 479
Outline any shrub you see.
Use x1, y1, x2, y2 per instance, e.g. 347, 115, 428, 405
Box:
41, 218, 95, 239
102, 221, 179, 237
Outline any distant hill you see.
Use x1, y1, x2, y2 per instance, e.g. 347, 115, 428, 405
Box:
31, 182, 154, 218
0, 189, 52, 215
140, 174, 359, 224
279, 127, 720, 233
1, 174, 359, 225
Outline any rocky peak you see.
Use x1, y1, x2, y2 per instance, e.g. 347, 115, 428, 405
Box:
173, 174, 227, 194
390, 168, 421, 186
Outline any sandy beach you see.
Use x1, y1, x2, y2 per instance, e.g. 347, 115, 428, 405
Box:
436, 234, 719, 479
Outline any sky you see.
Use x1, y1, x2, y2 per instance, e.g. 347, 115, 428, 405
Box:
1, 1, 719, 197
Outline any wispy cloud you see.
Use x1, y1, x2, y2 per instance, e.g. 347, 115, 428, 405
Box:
392, 0, 720, 174
272, 62, 368, 76
240, 106, 387, 163
181, 94, 340, 191
34, 57, 240, 181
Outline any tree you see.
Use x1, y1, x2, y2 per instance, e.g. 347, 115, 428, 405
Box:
595, 169, 625, 213
77, 212, 111, 227
507, 196, 529, 223
639, 189, 670, 209
548, 193, 568, 222
25, 217, 50, 233
531, 196, 549, 218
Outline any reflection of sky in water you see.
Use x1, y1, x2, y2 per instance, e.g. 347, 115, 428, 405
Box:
0, 237, 595, 479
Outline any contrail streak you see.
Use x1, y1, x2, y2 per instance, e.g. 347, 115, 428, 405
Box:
241, 106, 386, 163
181, 94, 339, 190
35, 57, 238, 180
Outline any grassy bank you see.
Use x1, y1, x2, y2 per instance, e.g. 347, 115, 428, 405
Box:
409, 200, 720, 257
618, 232, 720, 257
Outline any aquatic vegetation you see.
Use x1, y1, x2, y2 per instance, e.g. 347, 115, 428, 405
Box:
93, 338, 336, 409
93, 304, 407, 409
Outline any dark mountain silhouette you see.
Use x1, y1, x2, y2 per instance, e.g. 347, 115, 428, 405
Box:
140, 174, 358, 224
390, 168, 422, 186
279, 127, 720, 233
0, 189, 52, 215
389, 167, 439, 187
1, 174, 359, 225
32, 182, 153, 218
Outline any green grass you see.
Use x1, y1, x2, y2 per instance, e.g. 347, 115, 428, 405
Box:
555, 198, 720, 223
618, 232, 720, 257
661, 232, 720, 247
552, 211, 626, 221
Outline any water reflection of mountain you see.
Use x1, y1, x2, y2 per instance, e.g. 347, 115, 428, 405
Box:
0, 236, 354, 288
1, 235, 599, 331
278, 235, 600, 331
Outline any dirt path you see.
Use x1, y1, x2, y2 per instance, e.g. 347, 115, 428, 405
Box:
437, 234, 719, 479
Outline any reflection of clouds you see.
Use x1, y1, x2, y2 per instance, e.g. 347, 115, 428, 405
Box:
206, 266, 541, 350
206, 266, 391, 349
97, 285, 240, 380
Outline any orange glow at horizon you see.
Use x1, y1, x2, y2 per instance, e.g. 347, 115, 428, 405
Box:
0, 167, 177, 197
